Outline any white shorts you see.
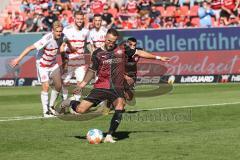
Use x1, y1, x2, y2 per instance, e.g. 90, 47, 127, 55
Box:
62, 65, 87, 84
36, 62, 60, 83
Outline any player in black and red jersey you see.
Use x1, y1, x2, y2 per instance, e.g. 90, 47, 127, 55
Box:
60, 28, 134, 143
123, 37, 170, 101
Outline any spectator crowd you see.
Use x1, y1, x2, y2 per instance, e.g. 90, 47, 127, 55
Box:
0, 0, 240, 33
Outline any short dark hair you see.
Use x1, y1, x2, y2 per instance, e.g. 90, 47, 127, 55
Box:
127, 37, 137, 43
107, 28, 119, 37
74, 11, 84, 17
93, 14, 102, 18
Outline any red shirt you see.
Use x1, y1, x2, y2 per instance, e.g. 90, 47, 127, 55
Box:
223, 0, 236, 10
90, 0, 104, 14
126, 0, 138, 14
211, 0, 222, 9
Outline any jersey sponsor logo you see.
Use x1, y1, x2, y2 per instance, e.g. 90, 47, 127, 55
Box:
116, 50, 123, 55
103, 58, 122, 64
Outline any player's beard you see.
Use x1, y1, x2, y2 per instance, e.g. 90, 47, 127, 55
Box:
75, 22, 84, 30
105, 44, 116, 51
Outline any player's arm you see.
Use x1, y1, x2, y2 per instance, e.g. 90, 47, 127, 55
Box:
10, 45, 36, 67
135, 50, 170, 62
234, 0, 240, 11
65, 40, 77, 53
78, 51, 99, 88
86, 42, 95, 55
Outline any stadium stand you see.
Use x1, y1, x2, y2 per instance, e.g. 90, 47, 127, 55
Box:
0, 0, 239, 33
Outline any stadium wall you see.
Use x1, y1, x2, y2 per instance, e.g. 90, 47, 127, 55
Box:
0, 27, 240, 86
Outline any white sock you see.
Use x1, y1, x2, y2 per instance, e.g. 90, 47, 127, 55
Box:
74, 94, 81, 101
41, 91, 49, 114
49, 89, 59, 107
62, 86, 68, 100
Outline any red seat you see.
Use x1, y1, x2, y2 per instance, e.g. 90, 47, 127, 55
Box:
165, 6, 176, 17
191, 17, 200, 27
189, 5, 199, 17
180, 6, 189, 16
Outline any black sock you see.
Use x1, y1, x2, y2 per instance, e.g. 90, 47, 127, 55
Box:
108, 110, 124, 135
70, 100, 80, 112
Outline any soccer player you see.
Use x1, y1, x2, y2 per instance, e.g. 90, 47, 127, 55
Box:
61, 11, 90, 101
124, 37, 170, 101
61, 28, 133, 143
10, 21, 75, 117
87, 14, 108, 109
87, 14, 108, 54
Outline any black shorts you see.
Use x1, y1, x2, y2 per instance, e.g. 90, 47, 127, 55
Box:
84, 88, 124, 106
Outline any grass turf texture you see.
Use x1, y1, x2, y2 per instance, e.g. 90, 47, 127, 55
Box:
0, 83, 240, 160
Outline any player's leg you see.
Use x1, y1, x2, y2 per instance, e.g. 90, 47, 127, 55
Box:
60, 88, 102, 114
61, 69, 73, 100
37, 64, 53, 117
48, 67, 62, 115
104, 97, 125, 143
41, 81, 50, 117
104, 89, 125, 143
74, 65, 87, 101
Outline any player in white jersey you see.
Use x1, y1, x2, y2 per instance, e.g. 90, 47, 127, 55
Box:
10, 21, 75, 117
61, 11, 90, 101
87, 14, 109, 110
87, 14, 108, 54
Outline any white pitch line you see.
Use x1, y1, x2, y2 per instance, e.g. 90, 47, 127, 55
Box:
1, 101, 240, 122
131, 101, 240, 112
0, 116, 51, 122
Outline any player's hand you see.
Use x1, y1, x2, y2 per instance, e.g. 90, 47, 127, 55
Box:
72, 86, 82, 95
9, 58, 20, 68
125, 75, 134, 85
160, 56, 170, 62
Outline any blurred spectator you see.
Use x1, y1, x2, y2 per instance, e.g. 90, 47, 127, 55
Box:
198, 1, 215, 27
101, 5, 114, 28
52, 0, 64, 13
20, 0, 31, 12
138, 14, 151, 29
211, 0, 222, 22
60, 13, 70, 27
90, 0, 104, 15
150, 16, 162, 28
116, 5, 129, 26
125, 0, 138, 14
73, 0, 90, 13
227, 14, 239, 26
149, 5, 161, 20
178, 0, 195, 8
164, 16, 175, 28
3, 11, 13, 31
12, 11, 24, 32
57, 0, 72, 11
22, 11, 35, 32
138, 0, 152, 16
42, 10, 58, 31
127, 15, 139, 29
34, 12, 47, 32
220, 0, 240, 23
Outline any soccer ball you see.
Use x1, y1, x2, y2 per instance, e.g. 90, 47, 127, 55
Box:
86, 129, 103, 144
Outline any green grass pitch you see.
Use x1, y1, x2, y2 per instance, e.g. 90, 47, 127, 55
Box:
0, 83, 240, 160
